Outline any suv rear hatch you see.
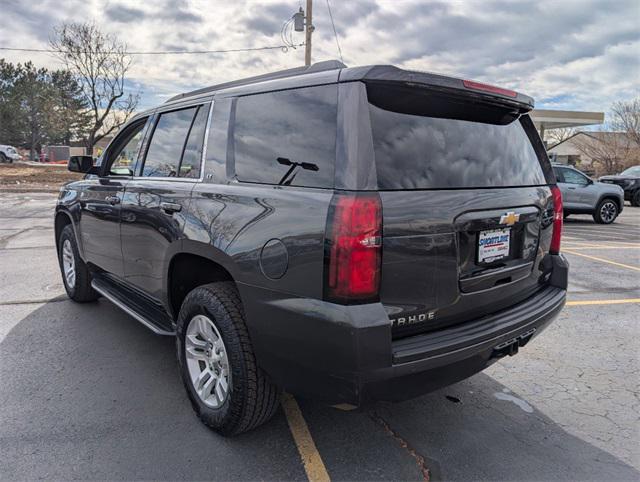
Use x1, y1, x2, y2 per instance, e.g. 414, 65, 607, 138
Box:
365, 80, 556, 339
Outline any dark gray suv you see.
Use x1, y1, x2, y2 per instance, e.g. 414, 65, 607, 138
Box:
55, 61, 568, 435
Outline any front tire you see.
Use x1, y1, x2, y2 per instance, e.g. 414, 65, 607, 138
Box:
593, 199, 618, 224
176, 282, 281, 435
632, 190, 640, 207
57, 225, 98, 302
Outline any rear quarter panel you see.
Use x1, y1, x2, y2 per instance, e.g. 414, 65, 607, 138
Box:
186, 183, 332, 298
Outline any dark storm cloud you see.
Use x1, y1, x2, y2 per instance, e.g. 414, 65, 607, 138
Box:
377, 0, 638, 79
2, 0, 77, 43
328, 0, 380, 28
1, 0, 637, 113
244, 2, 293, 36
246, 17, 281, 36
105, 2, 202, 24
313, 0, 381, 42
159, 7, 203, 24
105, 5, 147, 23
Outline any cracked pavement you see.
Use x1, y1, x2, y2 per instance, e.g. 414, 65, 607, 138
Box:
0, 191, 638, 480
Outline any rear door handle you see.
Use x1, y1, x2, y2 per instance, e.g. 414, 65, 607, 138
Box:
160, 202, 182, 214
105, 195, 120, 205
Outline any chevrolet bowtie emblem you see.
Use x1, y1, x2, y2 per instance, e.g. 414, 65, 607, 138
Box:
500, 212, 520, 226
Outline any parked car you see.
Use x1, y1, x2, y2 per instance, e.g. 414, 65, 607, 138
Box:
54, 61, 568, 435
552, 164, 624, 223
0, 144, 20, 163
599, 165, 640, 207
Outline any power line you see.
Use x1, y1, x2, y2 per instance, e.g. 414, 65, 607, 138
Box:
325, 0, 344, 64
0, 43, 304, 56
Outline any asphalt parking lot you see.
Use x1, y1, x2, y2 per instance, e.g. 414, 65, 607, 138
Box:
0, 191, 638, 481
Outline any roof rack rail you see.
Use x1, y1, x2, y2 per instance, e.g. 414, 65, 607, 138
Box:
165, 59, 347, 103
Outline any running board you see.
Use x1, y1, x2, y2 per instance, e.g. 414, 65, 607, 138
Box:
91, 277, 175, 336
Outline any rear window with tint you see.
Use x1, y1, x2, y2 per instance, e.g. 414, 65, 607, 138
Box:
369, 102, 547, 190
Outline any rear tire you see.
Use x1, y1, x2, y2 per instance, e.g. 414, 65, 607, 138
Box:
176, 282, 281, 435
593, 198, 618, 224
632, 190, 640, 207
0, 152, 7, 163
57, 225, 99, 302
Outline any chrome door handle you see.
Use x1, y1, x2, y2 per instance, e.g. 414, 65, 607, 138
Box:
105, 195, 120, 205
160, 202, 182, 214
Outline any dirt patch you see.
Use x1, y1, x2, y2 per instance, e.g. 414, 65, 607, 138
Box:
0, 163, 83, 192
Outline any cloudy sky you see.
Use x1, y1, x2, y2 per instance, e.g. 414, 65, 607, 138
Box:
1, 0, 638, 115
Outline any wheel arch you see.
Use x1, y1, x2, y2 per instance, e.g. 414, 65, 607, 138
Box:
54, 210, 81, 255
166, 241, 241, 319
597, 194, 622, 212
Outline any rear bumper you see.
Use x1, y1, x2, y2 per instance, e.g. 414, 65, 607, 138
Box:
239, 254, 568, 406
364, 284, 564, 402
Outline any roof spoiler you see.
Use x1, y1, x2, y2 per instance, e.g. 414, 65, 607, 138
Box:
342, 65, 534, 112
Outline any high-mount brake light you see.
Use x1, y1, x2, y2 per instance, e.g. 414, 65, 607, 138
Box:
550, 186, 563, 254
325, 193, 382, 303
462, 79, 517, 98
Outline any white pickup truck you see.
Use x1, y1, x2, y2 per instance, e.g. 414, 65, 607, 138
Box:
0, 145, 20, 163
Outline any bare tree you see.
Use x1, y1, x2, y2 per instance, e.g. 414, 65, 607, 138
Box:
573, 132, 635, 175
545, 127, 578, 147
50, 22, 139, 153
610, 98, 640, 146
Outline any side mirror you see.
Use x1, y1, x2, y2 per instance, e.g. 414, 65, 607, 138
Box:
68, 155, 96, 174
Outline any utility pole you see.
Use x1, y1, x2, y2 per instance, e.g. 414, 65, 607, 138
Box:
304, 0, 313, 66
292, 1, 314, 66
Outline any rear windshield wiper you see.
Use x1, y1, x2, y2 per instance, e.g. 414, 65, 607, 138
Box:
276, 157, 319, 186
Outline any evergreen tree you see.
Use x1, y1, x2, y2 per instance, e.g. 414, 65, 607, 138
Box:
0, 59, 89, 160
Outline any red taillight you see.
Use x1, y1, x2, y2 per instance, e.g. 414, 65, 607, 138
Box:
325, 193, 382, 303
550, 186, 563, 254
462, 79, 517, 98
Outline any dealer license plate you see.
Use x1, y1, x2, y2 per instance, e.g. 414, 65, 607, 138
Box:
478, 228, 511, 263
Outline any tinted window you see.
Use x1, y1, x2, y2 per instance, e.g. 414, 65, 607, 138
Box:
369, 101, 547, 190
179, 105, 208, 178
143, 107, 197, 177
233, 85, 337, 188
560, 167, 589, 185
204, 99, 232, 182
108, 120, 147, 176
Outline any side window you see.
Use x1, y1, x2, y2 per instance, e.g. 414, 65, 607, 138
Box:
232, 84, 337, 188
553, 167, 564, 183
142, 107, 197, 178
108, 120, 147, 176
179, 105, 209, 178
561, 168, 589, 185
